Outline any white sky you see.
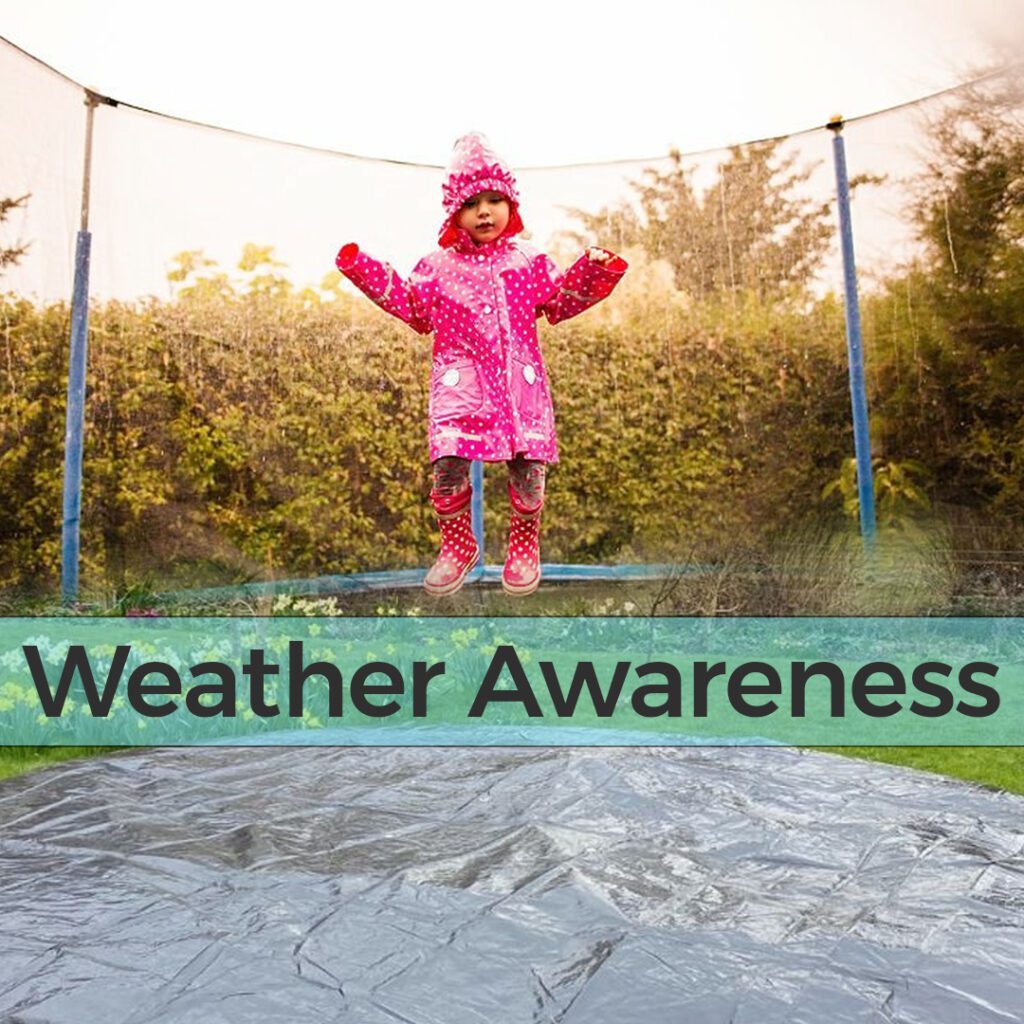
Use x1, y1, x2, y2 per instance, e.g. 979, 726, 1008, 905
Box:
2, 0, 1023, 166
2, 0, 1023, 301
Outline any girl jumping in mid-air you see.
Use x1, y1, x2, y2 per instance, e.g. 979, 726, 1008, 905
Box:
335, 132, 627, 597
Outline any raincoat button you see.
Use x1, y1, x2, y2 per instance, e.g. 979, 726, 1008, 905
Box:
442, 368, 460, 387
523, 365, 537, 384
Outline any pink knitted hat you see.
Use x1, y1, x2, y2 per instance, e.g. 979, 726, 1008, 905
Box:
439, 132, 525, 248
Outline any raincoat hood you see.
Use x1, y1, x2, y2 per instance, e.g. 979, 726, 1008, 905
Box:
439, 132, 525, 249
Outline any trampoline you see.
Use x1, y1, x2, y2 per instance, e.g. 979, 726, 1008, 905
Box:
13, 39, 1024, 603
2, 744, 1023, 1022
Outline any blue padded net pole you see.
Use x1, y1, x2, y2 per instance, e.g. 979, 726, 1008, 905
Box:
828, 116, 877, 547
470, 459, 484, 578
61, 91, 101, 604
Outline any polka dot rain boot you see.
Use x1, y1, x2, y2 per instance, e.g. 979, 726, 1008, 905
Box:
424, 487, 479, 597
502, 485, 542, 596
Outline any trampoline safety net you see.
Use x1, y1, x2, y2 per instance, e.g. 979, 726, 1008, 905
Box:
2, 38, 1024, 600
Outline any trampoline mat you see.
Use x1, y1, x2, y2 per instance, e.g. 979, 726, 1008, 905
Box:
1, 745, 1023, 1023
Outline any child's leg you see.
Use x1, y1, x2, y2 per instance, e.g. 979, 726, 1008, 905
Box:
430, 456, 471, 511
507, 456, 545, 512
425, 457, 477, 597
503, 456, 545, 595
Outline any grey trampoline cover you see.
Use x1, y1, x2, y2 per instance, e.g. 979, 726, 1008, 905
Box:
1, 746, 1023, 1023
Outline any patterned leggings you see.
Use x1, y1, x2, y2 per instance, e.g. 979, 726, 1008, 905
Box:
432, 456, 546, 511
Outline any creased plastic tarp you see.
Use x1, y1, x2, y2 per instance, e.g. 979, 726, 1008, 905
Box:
1, 745, 1022, 1023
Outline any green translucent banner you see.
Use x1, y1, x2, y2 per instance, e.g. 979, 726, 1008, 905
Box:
1, 617, 1021, 745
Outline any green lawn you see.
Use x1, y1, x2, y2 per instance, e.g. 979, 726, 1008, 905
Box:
1, 745, 1022, 794
826, 746, 1024, 795
0, 746, 121, 782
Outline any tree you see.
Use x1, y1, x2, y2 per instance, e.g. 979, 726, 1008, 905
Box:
0, 193, 30, 272
568, 142, 833, 302
863, 64, 1024, 513
912, 67, 1024, 354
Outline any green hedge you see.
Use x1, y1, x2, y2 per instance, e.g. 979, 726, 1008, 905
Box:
1, 244, 1019, 597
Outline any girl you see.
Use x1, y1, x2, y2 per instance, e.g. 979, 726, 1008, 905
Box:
335, 132, 627, 597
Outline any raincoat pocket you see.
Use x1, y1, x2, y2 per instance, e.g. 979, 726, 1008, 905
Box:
510, 357, 549, 425
430, 359, 485, 422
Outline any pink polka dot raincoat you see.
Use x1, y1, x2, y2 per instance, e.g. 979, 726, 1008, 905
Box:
335, 133, 628, 464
